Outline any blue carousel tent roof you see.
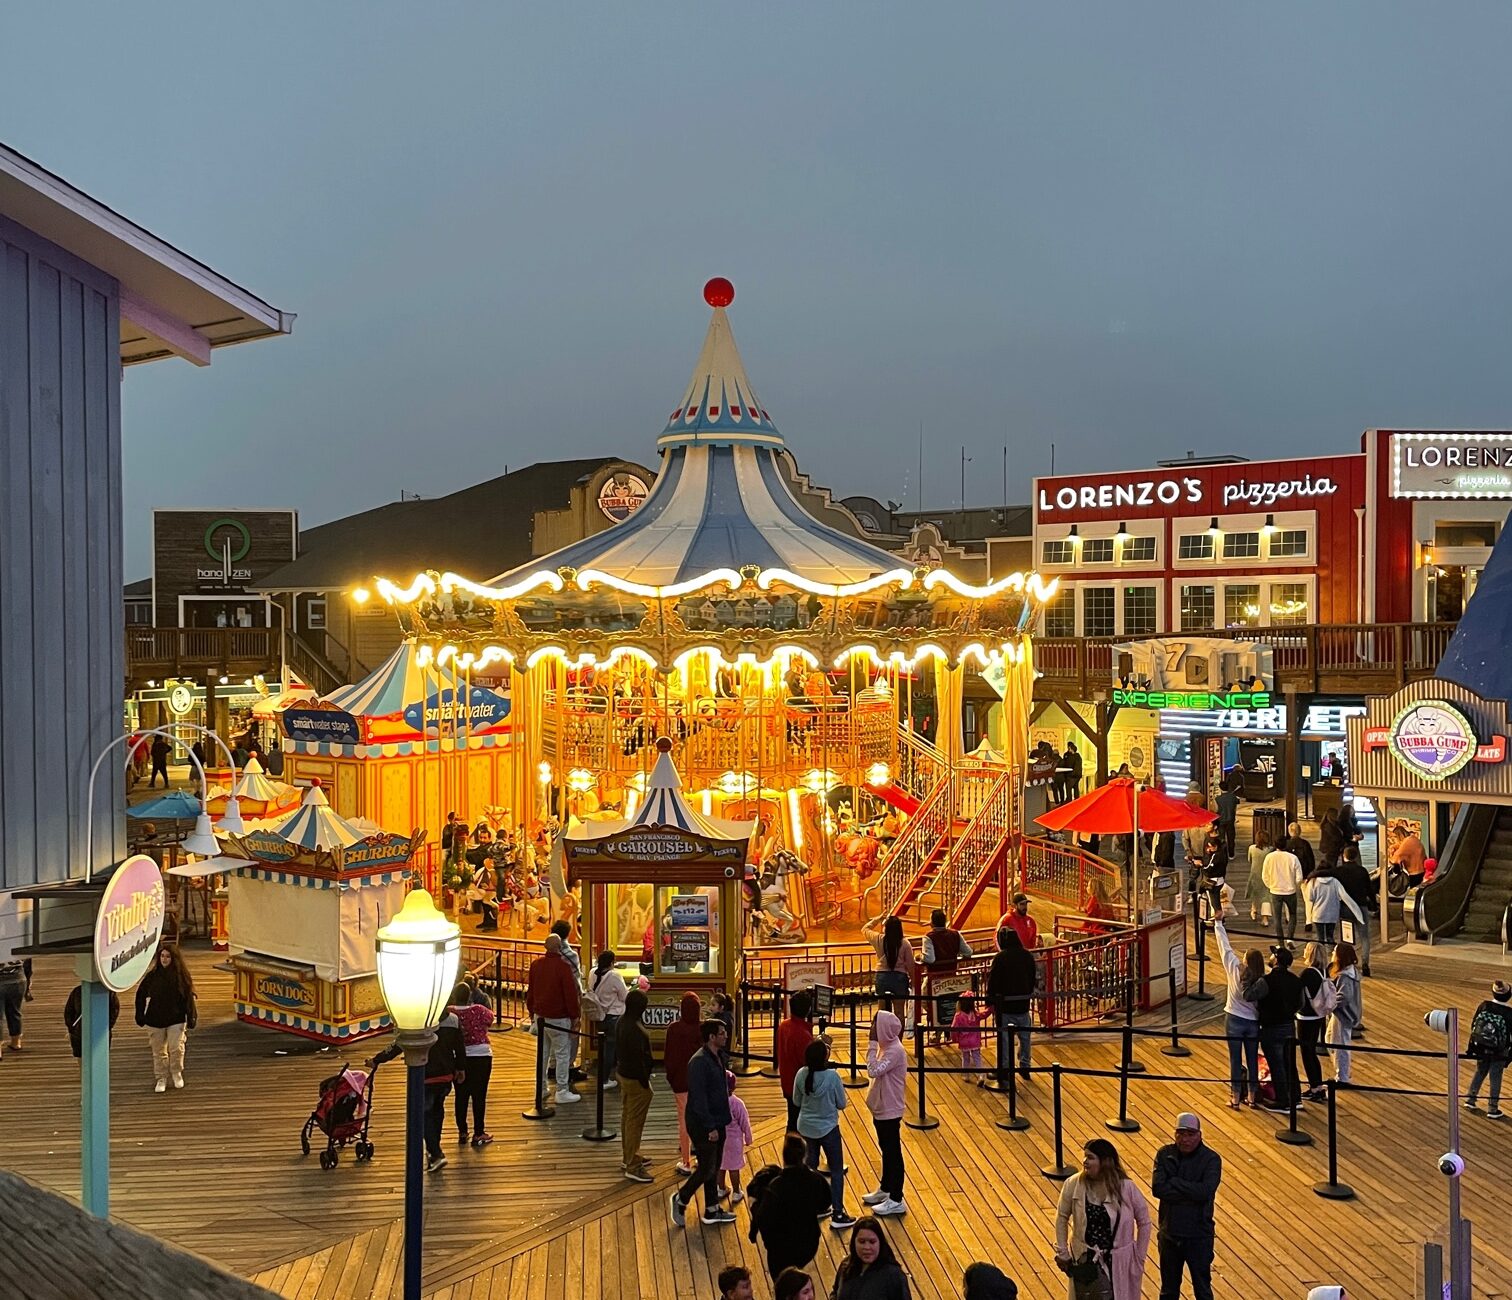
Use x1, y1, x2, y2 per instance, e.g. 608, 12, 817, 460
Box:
487, 280, 909, 591
1436, 518, 1512, 700
324, 641, 463, 717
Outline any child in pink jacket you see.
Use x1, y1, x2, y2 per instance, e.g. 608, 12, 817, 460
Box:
864, 1009, 908, 1215
951, 993, 985, 1085
717, 1071, 754, 1202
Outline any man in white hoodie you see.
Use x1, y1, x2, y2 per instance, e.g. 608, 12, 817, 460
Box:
1262, 841, 1304, 944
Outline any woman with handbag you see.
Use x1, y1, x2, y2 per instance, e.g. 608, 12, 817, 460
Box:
863, 916, 916, 1033
1054, 1138, 1151, 1300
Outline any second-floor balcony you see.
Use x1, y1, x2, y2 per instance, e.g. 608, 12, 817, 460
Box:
1033, 621, 1458, 699
125, 626, 279, 686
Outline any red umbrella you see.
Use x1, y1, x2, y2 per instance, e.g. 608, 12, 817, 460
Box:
1036, 777, 1215, 835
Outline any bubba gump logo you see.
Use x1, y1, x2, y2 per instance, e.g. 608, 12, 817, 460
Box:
1363, 699, 1507, 781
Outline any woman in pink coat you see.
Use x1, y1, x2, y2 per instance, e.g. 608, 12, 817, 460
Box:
1054, 1137, 1152, 1300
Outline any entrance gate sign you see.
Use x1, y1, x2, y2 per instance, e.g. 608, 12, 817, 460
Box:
93, 855, 167, 993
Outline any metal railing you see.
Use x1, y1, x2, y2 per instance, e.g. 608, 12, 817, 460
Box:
1033, 620, 1457, 696
1020, 835, 1121, 910
863, 775, 953, 918
896, 727, 947, 801
942, 767, 1018, 926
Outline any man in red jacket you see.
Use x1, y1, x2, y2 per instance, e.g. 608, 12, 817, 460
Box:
776, 990, 815, 1132
526, 934, 582, 1103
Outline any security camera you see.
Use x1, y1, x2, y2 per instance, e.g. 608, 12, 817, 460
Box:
1425, 1009, 1452, 1033
1437, 1152, 1465, 1178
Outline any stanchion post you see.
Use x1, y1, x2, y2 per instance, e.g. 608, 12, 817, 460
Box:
581, 1027, 617, 1143
843, 992, 865, 1089
1160, 967, 1190, 1058
733, 979, 760, 1077
904, 1020, 939, 1131
981, 996, 1007, 1093
996, 1023, 1029, 1132
758, 983, 781, 1079
1189, 910, 1213, 1001
1122, 978, 1146, 1074
521, 1017, 556, 1120
1312, 1081, 1355, 1199
1276, 1035, 1312, 1147
1106, 1024, 1141, 1132
1041, 1062, 1073, 1179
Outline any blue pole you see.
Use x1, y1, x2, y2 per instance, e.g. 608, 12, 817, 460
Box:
404, 1053, 426, 1300
79, 961, 111, 1216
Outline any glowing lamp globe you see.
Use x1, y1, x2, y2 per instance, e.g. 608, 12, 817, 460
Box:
375, 889, 460, 1033
703, 277, 735, 308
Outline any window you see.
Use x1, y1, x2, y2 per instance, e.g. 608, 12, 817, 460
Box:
303, 597, 327, 631
1043, 588, 1076, 637
1269, 529, 1308, 559
1178, 533, 1215, 560
1223, 531, 1260, 560
1180, 585, 1215, 631
1120, 535, 1156, 562
1041, 539, 1075, 565
1082, 538, 1114, 564
650, 886, 721, 977
1083, 587, 1115, 637
1269, 583, 1309, 625
1123, 586, 1157, 635
1225, 583, 1261, 627
1435, 521, 1498, 548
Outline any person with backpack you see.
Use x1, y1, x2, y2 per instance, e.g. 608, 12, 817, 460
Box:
1295, 942, 1335, 1102
747, 1133, 834, 1281
1464, 980, 1512, 1120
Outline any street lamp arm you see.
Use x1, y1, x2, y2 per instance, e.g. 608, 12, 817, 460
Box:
85, 727, 211, 884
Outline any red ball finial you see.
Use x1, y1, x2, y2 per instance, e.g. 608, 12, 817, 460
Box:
310, 778, 322, 788
703, 277, 735, 308
655, 736, 674, 753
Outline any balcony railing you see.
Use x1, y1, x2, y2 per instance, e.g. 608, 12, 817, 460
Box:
1033, 621, 1457, 698
125, 627, 279, 683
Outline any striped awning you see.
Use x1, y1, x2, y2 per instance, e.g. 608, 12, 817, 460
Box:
275, 784, 366, 851
630, 746, 754, 840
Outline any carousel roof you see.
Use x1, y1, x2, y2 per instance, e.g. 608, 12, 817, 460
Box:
568, 740, 754, 843
325, 640, 461, 717
485, 280, 910, 593
275, 782, 367, 851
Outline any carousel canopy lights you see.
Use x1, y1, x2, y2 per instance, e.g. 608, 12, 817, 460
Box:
566, 768, 596, 793
350, 587, 371, 605
802, 768, 841, 794
537, 761, 553, 785
866, 762, 892, 787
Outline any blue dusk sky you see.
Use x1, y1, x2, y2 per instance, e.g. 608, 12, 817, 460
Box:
5, 3, 1512, 576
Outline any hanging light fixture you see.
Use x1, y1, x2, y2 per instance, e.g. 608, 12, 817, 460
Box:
181, 810, 222, 858
1208, 517, 1221, 535
1115, 522, 1129, 541
1262, 514, 1276, 533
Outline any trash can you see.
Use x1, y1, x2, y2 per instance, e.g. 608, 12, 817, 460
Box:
1251, 806, 1288, 848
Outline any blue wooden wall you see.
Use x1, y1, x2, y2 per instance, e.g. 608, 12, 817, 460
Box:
0, 213, 124, 938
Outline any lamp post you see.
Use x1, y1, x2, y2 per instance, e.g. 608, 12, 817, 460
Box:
1424, 1007, 1472, 1297
375, 889, 460, 1300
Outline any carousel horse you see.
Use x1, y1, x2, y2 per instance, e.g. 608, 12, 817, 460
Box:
834, 828, 883, 880
751, 848, 807, 945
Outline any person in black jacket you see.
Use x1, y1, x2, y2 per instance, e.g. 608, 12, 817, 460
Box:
369, 1009, 467, 1173
615, 989, 655, 1182
986, 928, 1037, 1084
1256, 947, 1304, 1111
1333, 846, 1375, 976
1286, 824, 1316, 879
748, 1134, 833, 1280
1152, 1112, 1222, 1300
671, 1019, 733, 1227
65, 984, 121, 1058
134, 944, 197, 1093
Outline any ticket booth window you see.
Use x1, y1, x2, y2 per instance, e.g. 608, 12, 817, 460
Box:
651, 885, 721, 977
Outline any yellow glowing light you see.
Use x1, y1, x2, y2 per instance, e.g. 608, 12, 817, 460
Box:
866, 762, 891, 787
350, 587, 371, 605
441, 570, 564, 600
575, 568, 743, 598
802, 768, 840, 795
701, 790, 713, 817
1026, 573, 1060, 601
566, 768, 595, 793
787, 788, 804, 850
376, 574, 437, 605
625, 789, 641, 818
717, 770, 757, 796
922, 570, 1026, 598
756, 568, 914, 597
537, 761, 553, 785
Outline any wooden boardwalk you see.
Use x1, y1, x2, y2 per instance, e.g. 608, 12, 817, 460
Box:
2, 939, 1510, 1299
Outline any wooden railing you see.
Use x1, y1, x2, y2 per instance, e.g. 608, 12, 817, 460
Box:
125, 626, 280, 682
1020, 835, 1121, 910
942, 767, 1018, 926
1033, 621, 1457, 697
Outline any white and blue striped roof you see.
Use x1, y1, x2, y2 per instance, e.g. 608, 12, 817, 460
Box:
325, 641, 461, 718
631, 746, 755, 840
277, 783, 366, 851
488, 283, 906, 591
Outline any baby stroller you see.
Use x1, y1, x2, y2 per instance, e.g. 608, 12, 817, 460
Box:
300, 1062, 377, 1169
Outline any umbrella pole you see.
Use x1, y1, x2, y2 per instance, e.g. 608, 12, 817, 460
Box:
1129, 783, 1139, 925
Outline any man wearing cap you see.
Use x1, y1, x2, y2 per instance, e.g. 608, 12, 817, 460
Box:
1003, 893, 1038, 950
1152, 1111, 1222, 1300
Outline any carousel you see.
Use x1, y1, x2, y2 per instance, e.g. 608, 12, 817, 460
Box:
362, 279, 1056, 947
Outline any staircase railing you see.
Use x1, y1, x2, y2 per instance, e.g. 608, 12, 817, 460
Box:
863, 775, 951, 919
941, 767, 1018, 925
896, 727, 947, 802
1020, 836, 1122, 910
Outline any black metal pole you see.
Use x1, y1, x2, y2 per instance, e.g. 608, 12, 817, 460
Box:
1107, 1024, 1141, 1132
582, 1027, 617, 1142
997, 1022, 1029, 1132
521, 1017, 556, 1120
1189, 910, 1213, 1001
403, 1053, 425, 1300
905, 1020, 939, 1130
1312, 1080, 1355, 1199
1122, 979, 1145, 1074
981, 992, 1007, 1093
843, 992, 865, 1089
733, 979, 759, 1077
1161, 967, 1190, 1058
1276, 1035, 1311, 1147
759, 983, 780, 1079
1041, 1062, 1072, 1179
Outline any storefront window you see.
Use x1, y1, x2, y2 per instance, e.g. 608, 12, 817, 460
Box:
1083, 587, 1115, 637
1043, 587, 1075, 637
650, 885, 721, 977
1434, 521, 1498, 548
1082, 538, 1114, 564
1042, 539, 1075, 565
1269, 529, 1308, 558
1269, 583, 1309, 625
1120, 535, 1156, 562
1224, 584, 1261, 627
1180, 585, 1214, 631
1223, 531, 1260, 560
1178, 534, 1214, 561
1123, 586, 1157, 635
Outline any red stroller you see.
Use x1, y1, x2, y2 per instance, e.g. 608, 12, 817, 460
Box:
300, 1063, 377, 1169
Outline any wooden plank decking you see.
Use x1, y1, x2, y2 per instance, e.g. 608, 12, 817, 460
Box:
1, 940, 1509, 1298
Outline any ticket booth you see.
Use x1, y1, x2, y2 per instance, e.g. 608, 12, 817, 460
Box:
564, 740, 751, 1045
